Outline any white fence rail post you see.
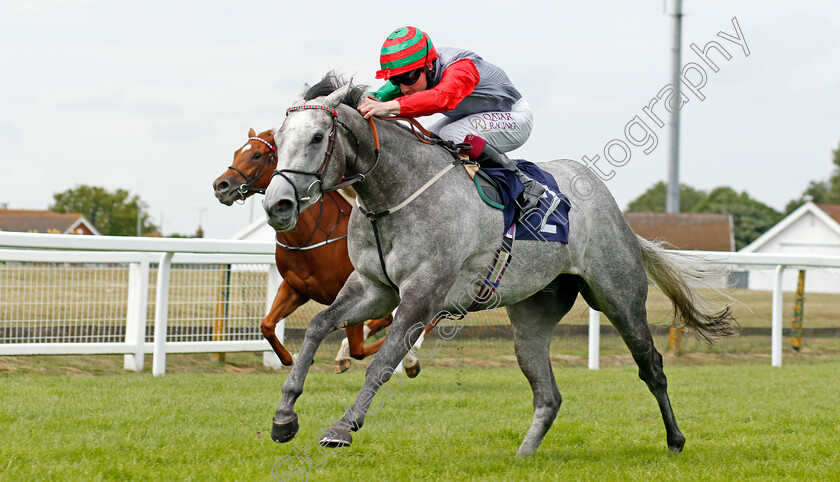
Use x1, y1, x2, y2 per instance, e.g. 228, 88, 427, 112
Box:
771, 265, 785, 367
588, 309, 601, 370
124, 259, 150, 372
152, 252, 174, 377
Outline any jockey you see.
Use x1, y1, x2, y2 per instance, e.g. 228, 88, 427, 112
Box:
358, 26, 545, 214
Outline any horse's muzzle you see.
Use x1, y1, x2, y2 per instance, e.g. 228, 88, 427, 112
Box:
264, 199, 297, 231
212, 176, 240, 206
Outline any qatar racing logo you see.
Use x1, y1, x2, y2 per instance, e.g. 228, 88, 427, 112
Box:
468, 112, 519, 132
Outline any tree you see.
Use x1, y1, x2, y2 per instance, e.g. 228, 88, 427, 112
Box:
626, 182, 783, 250
50, 185, 157, 236
693, 187, 783, 250
784, 180, 830, 214
786, 141, 840, 214
626, 181, 707, 213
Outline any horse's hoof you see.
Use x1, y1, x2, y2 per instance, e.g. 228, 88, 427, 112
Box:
335, 359, 351, 374
405, 361, 421, 378
270, 415, 299, 444
318, 426, 353, 448
668, 436, 685, 453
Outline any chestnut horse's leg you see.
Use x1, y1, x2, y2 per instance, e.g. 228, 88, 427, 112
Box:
262, 281, 309, 366
335, 314, 394, 374
342, 314, 439, 379
402, 317, 439, 378
347, 314, 392, 360
334, 317, 385, 373
363, 314, 393, 337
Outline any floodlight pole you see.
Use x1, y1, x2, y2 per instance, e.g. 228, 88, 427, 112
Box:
666, 0, 682, 213
666, 0, 684, 356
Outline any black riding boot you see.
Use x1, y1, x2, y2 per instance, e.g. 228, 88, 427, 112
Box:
461, 135, 545, 214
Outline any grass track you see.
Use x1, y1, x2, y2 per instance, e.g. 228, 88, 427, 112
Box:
2, 355, 839, 481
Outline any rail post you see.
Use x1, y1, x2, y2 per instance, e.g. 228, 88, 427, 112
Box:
213, 264, 231, 362
152, 252, 174, 376
124, 259, 150, 372
790, 269, 806, 351
668, 321, 683, 356
771, 264, 785, 367
588, 308, 601, 370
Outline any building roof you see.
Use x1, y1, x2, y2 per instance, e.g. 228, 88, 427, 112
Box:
740, 201, 840, 253
0, 209, 100, 235
624, 212, 735, 251
816, 203, 840, 225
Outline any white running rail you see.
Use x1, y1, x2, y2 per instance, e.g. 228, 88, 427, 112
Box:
0, 232, 278, 376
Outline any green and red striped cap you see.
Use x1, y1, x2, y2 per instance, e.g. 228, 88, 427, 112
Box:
375, 26, 437, 80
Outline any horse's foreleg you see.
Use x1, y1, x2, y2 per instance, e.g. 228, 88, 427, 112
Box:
320, 280, 449, 447
262, 281, 308, 366
272, 273, 398, 444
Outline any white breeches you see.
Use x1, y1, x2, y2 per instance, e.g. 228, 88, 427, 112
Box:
427, 98, 533, 153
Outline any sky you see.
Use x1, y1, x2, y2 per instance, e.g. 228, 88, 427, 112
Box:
2, 0, 839, 239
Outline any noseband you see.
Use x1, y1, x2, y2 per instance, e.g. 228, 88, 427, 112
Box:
227, 136, 277, 201
272, 104, 379, 207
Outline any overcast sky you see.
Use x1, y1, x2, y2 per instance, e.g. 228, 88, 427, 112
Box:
2, 1, 838, 238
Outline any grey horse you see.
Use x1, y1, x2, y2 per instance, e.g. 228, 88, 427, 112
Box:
262, 74, 736, 457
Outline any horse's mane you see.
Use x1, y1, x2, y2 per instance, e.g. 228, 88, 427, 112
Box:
303, 71, 369, 108
302, 71, 417, 139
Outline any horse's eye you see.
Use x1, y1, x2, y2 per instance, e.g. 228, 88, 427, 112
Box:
252, 152, 262, 160
312, 133, 324, 144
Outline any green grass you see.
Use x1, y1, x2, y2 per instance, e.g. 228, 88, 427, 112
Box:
2, 352, 839, 481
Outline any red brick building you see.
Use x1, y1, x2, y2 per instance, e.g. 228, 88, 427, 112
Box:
0, 209, 100, 235
624, 212, 734, 251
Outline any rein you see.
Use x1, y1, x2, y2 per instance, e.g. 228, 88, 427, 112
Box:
228, 136, 277, 200
273, 103, 466, 293
354, 116, 466, 294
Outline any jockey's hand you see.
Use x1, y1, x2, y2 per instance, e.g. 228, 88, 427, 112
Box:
358, 97, 401, 119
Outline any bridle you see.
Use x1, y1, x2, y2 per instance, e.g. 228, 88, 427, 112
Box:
271, 104, 381, 208
227, 135, 278, 202
271, 101, 468, 292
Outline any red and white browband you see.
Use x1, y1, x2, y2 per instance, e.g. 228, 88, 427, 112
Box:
248, 136, 275, 151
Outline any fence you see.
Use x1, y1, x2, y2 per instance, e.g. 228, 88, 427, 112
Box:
2, 232, 840, 374
0, 232, 278, 376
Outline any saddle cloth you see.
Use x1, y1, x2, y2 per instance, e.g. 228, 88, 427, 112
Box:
473, 160, 571, 244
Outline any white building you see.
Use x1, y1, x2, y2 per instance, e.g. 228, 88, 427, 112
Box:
232, 217, 274, 241
740, 201, 840, 293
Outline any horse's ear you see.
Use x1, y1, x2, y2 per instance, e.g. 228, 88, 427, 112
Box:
295, 83, 311, 104
248, 128, 256, 138
323, 84, 351, 109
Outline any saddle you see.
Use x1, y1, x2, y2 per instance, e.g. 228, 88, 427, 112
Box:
463, 163, 505, 210
463, 160, 572, 244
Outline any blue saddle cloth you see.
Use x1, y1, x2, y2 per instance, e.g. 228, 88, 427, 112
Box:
479, 160, 571, 243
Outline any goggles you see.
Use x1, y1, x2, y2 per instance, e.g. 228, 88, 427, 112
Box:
389, 68, 424, 86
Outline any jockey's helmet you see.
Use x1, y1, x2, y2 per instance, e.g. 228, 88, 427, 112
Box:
375, 26, 438, 80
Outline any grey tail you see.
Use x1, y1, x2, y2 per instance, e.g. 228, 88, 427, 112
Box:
637, 236, 739, 344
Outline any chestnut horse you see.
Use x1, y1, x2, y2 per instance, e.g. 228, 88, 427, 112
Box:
214, 129, 422, 375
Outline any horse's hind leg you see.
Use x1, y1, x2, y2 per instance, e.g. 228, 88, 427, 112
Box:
507, 276, 578, 456
579, 274, 686, 453
335, 316, 391, 374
